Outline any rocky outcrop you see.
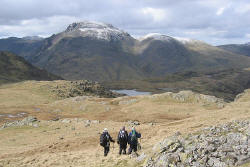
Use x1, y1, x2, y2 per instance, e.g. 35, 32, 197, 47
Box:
0, 116, 39, 129
51, 80, 122, 98
145, 90, 225, 108
144, 120, 250, 167
234, 89, 250, 102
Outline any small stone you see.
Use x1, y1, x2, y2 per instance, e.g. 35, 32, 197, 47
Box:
136, 153, 147, 162
61, 119, 71, 123
52, 118, 59, 121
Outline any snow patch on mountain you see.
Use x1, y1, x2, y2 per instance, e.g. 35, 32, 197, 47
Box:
174, 37, 204, 44
65, 21, 130, 41
245, 42, 250, 46
139, 33, 173, 41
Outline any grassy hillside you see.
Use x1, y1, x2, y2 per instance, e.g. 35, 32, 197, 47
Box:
103, 68, 250, 101
0, 51, 61, 85
30, 36, 143, 81
0, 79, 250, 166
218, 43, 250, 57
0, 37, 43, 60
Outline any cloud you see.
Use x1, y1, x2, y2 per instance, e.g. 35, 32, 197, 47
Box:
141, 7, 167, 22
216, 7, 225, 15
0, 0, 250, 45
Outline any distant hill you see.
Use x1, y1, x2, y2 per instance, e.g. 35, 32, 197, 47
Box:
0, 51, 61, 84
218, 43, 250, 57
1, 21, 250, 82
0, 37, 43, 60
136, 34, 250, 77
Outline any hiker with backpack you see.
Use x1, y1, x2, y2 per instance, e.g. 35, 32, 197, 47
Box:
100, 128, 115, 156
128, 127, 141, 154
117, 126, 128, 155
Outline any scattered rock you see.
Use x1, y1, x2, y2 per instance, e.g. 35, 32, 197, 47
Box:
174, 131, 181, 136
148, 122, 155, 126
146, 90, 225, 108
23, 116, 37, 123
52, 117, 60, 121
92, 120, 100, 124
144, 119, 250, 167
59, 136, 64, 140
84, 122, 91, 127
128, 120, 140, 126
137, 153, 147, 162
0, 116, 39, 129
51, 80, 123, 98
61, 119, 71, 123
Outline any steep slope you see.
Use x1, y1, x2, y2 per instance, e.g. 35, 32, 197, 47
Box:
182, 40, 250, 71
0, 51, 61, 84
135, 34, 193, 76
218, 43, 250, 57
2, 21, 250, 82
137, 34, 250, 75
29, 21, 143, 81
0, 36, 43, 60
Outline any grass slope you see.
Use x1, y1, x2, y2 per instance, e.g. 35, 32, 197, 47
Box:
0, 80, 250, 166
0, 51, 61, 85
218, 44, 250, 57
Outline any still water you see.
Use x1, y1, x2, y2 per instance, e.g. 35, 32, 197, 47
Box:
112, 89, 151, 96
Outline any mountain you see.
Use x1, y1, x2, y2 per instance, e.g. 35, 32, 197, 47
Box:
0, 51, 61, 84
136, 33, 250, 76
1, 21, 250, 82
27, 21, 144, 81
0, 37, 43, 60
218, 42, 250, 57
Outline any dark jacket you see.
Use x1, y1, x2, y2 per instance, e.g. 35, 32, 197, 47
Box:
100, 132, 114, 147
117, 130, 128, 145
128, 130, 141, 145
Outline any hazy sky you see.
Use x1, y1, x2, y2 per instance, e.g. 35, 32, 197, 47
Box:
0, 0, 250, 45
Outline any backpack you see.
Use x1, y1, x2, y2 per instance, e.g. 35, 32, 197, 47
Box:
119, 130, 127, 142
100, 133, 108, 147
131, 130, 137, 143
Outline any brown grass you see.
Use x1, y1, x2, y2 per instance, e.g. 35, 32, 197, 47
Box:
0, 81, 250, 166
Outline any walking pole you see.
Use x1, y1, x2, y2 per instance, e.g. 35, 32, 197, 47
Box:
139, 138, 142, 150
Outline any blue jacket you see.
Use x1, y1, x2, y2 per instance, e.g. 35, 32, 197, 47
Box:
128, 130, 141, 145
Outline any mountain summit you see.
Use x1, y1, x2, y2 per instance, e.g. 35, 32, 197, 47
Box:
63, 21, 131, 41
1, 21, 250, 82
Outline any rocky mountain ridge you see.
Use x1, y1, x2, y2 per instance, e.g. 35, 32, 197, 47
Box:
1, 21, 250, 82
64, 21, 131, 41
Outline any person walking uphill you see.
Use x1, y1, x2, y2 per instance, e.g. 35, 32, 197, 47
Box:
100, 128, 115, 156
128, 127, 141, 154
117, 126, 128, 155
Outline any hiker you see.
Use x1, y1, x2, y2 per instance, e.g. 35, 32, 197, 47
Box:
128, 127, 141, 154
117, 126, 128, 155
100, 128, 115, 156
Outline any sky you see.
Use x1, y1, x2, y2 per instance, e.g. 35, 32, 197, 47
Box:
0, 0, 250, 45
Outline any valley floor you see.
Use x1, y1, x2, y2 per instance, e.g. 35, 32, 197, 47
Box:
0, 81, 250, 167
